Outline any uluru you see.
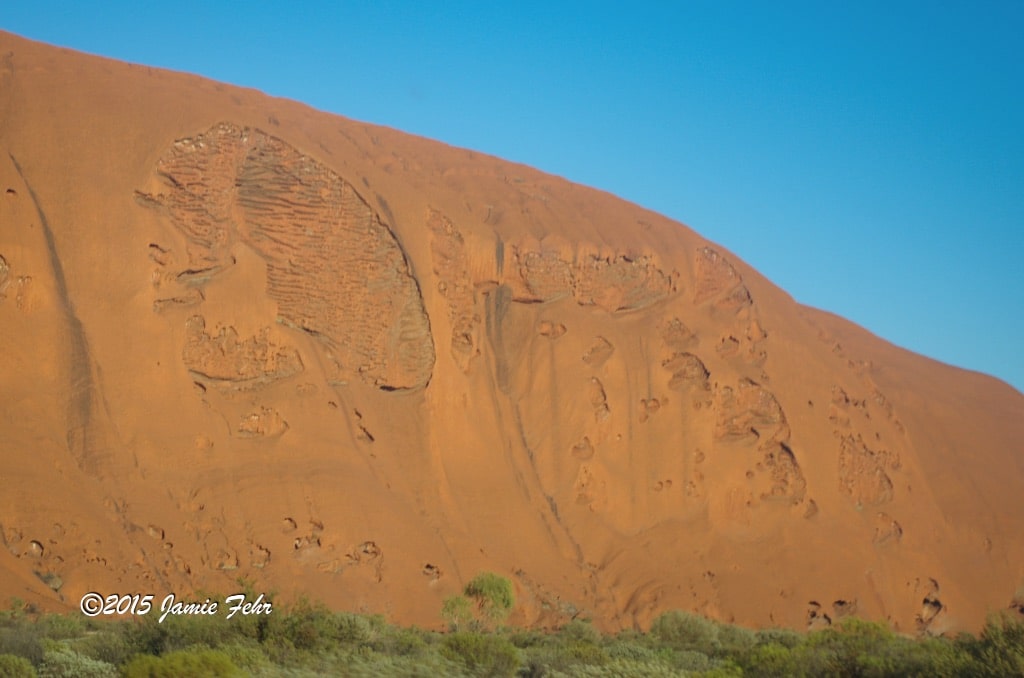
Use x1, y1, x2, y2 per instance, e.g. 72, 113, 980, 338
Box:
1, 28, 1022, 638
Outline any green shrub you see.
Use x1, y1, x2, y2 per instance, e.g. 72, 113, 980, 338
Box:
668, 649, 716, 672
274, 598, 338, 652
252, 624, 296, 667
370, 625, 430, 657
558, 620, 602, 646
793, 621, 882, 677
37, 646, 116, 678
440, 632, 521, 677
527, 618, 615, 675
714, 622, 755, 659
253, 603, 380, 667
35, 617, 84, 643
218, 640, 270, 672
649, 610, 719, 654
502, 628, 546, 650
0, 653, 36, 678
0, 626, 43, 666
605, 638, 659, 663
464, 573, 515, 625
697, 661, 744, 678
790, 617, 975, 677
754, 627, 803, 650
743, 642, 798, 677
521, 641, 610, 676
543, 657, 680, 677
68, 629, 131, 667
0, 598, 1005, 677
441, 596, 474, 632
0, 600, 27, 623
334, 649, 470, 678
960, 612, 1024, 677
120, 608, 239, 657
333, 611, 374, 645
121, 647, 242, 677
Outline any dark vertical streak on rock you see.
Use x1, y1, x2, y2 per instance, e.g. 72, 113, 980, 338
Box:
485, 284, 511, 394
482, 284, 593, 598
0, 51, 15, 135
9, 153, 103, 475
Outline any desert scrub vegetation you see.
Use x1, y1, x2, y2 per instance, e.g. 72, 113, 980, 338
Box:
0, 586, 1021, 676
443, 571, 517, 632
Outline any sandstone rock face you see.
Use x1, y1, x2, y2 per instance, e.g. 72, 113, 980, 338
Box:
1, 31, 1022, 635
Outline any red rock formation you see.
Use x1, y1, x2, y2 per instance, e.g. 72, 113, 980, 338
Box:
1, 31, 1022, 635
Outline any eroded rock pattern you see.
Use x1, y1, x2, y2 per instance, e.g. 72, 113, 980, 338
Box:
914, 578, 945, 633
236, 407, 289, 438
183, 315, 303, 388
582, 336, 615, 367
512, 247, 674, 312
589, 378, 611, 421
761, 443, 807, 503
0, 254, 9, 298
693, 246, 752, 310
574, 254, 675, 312
427, 208, 480, 371
873, 512, 903, 545
661, 317, 698, 352
838, 434, 898, 506
715, 378, 790, 446
663, 352, 710, 392
519, 250, 574, 302
714, 379, 807, 504
144, 123, 434, 390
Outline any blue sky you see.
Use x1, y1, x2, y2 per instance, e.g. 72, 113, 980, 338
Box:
4, 2, 1022, 393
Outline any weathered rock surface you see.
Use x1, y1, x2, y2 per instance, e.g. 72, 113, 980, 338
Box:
0, 31, 1022, 635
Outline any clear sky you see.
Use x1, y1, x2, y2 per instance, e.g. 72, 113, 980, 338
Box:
4, 2, 1022, 393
